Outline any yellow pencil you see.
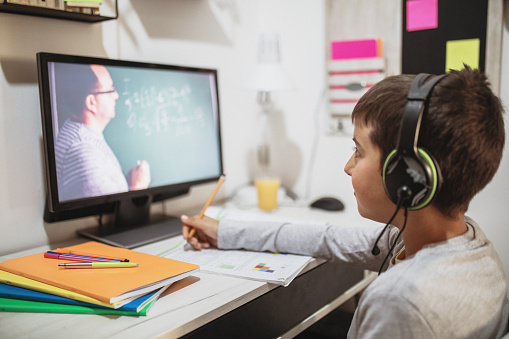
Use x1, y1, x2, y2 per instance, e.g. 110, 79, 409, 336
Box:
188, 174, 225, 239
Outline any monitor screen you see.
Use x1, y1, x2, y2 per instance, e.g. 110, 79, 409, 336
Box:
37, 52, 223, 247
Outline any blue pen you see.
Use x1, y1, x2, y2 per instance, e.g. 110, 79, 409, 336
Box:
45, 251, 123, 262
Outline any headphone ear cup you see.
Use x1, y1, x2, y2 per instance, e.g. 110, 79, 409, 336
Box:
413, 148, 441, 210
382, 149, 403, 205
382, 148, 441, 209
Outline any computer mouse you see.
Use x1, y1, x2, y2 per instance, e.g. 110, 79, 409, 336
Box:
310, 197, 345, 211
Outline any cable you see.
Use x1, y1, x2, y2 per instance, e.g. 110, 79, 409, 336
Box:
377, 208, 408, 275
371, 197, 404, 255
304, 87, 327, 200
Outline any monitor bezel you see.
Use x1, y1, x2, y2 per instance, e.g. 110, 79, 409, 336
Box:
37, 52, 223, 220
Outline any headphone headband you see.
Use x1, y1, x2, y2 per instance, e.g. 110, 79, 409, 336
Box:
396, 74, 447, 155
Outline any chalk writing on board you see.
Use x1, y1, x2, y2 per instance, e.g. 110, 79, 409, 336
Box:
120, 78, 205, 137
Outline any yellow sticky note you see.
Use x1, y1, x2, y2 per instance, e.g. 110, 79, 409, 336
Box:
445, 39, 480, 72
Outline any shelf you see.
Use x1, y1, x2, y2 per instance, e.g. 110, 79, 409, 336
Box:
0, 1, 117, 23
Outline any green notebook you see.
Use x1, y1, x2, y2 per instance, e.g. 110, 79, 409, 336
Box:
0, 297, 151, 316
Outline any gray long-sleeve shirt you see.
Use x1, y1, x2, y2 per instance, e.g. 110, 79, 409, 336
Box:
218, 215, 509, 338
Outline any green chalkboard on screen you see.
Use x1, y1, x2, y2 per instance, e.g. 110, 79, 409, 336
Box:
103, 65, 221, 188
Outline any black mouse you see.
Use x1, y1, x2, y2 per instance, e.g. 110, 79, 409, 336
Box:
310, 197, 345, 211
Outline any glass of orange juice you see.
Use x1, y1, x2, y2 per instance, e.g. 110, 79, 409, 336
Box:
255, 177, 281, 211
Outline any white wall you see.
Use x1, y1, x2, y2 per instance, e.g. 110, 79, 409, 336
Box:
0, 0, 508, 280
0, 0, 328, 253
469, 1, 509, 279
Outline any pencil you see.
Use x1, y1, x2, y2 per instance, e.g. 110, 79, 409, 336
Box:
58, 262, 138, 268
188, 174, 225, 239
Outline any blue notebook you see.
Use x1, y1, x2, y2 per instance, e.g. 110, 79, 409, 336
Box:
0, 283, 167, 313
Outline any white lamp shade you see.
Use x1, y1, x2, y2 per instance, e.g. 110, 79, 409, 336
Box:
244, 32, 293, 92
244, 62, 293, 91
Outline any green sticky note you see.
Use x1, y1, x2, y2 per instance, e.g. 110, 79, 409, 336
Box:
445, 38, 480, 72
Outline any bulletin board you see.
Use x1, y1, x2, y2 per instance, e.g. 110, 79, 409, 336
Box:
401, 0, 503, 94
324, 0, 503, 134
326, 0, 503, 92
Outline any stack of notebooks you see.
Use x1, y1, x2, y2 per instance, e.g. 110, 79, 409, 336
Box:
0, 241, 199, 316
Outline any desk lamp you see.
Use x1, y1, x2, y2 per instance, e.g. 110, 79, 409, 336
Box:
244, 32, 292, 176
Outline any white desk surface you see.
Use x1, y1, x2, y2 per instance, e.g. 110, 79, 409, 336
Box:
0, 204, 375, 339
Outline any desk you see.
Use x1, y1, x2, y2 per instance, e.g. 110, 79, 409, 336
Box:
0, 205, 376, 338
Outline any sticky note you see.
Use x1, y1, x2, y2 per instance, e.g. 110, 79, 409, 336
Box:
331, 39, 380, 60
445, 39, 480, 72
406, 0, 438, 32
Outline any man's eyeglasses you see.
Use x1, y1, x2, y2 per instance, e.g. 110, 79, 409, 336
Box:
91, 89, 116, 95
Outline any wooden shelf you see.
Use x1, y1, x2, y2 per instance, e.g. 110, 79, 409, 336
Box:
0, 1, 117, 23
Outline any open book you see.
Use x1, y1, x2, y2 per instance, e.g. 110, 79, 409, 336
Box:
161, 242, 311, 286
160, 207, 313, 286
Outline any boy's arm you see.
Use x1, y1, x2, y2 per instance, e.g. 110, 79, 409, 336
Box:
218, 218, 399, 272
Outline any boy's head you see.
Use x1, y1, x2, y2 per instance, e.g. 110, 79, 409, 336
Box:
351, 67, 505, 217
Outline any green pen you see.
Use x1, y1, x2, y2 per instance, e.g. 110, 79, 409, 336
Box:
58, 262, 138, 268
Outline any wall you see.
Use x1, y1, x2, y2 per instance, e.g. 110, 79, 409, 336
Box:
0, 0, 508, 281
469, 1, 509, 279
0, 0, 327, 253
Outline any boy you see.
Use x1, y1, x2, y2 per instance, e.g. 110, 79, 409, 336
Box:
181, 67, 509, 338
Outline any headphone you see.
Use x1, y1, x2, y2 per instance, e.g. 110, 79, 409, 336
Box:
382, 73, 447, 210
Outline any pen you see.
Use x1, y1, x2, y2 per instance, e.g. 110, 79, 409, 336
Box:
45, 251, 123, 263
58, 262, 139, 268
54, 249, 129, 262
188, 173, 225, 239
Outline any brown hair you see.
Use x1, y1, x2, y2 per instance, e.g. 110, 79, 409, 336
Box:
352, 67, 505, 217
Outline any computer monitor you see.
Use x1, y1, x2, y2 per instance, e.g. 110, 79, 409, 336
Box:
37, 52, 223, 248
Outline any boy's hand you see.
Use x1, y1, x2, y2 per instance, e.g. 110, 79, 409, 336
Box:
181, 215, 219, 250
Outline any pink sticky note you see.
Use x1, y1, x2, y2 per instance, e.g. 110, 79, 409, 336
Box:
331, 39, 379, 60
406, 0, 438, 32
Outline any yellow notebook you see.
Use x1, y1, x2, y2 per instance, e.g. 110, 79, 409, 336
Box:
0, 270, 119, 308
0, 241, 199, 304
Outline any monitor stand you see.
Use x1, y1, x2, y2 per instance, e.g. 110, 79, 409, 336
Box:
77, 215, 183, 249
78, 197, 183, 248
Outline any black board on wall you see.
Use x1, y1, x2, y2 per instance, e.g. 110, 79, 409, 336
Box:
402, 0, 488, 75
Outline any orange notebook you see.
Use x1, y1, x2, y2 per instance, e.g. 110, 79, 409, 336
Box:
0, 241, 199, 304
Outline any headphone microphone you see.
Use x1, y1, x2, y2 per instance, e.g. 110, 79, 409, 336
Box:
371, 191, 408, 256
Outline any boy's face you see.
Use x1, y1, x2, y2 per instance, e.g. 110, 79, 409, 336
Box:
344, 123, 395, 223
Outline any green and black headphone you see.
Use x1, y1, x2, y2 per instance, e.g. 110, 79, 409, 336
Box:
382, 73, 447, 210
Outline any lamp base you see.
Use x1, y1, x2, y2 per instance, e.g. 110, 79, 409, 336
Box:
257, 144, 270, 168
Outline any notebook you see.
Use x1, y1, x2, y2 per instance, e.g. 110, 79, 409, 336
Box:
0, 241, 199, 303
0, 282, 168, 313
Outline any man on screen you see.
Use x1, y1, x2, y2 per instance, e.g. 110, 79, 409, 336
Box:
54, 63, 151, 202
